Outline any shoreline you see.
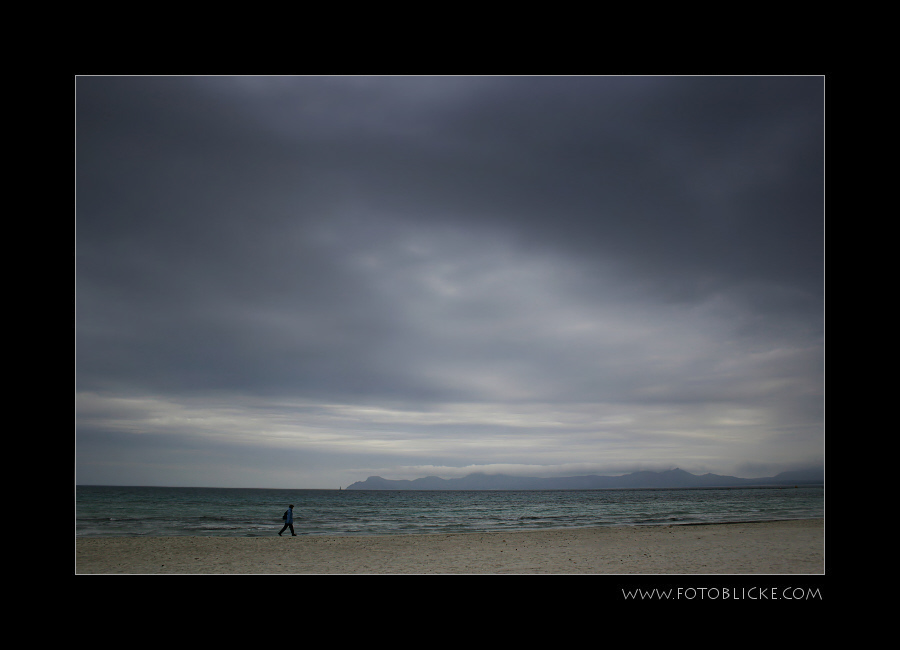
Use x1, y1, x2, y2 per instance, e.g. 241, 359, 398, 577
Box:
76, 517, 823, 574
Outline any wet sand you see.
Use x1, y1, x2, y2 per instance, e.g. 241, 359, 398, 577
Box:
76, 518, 823, 574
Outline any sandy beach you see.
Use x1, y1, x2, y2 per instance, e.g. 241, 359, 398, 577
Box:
76, 518, 823, 574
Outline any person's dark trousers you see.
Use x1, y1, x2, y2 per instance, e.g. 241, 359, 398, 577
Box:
279, 523, 295, 536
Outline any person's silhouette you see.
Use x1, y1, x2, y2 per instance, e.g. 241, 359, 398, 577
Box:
279, 504, 296, 536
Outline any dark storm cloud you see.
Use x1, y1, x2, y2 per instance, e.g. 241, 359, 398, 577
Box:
244, 75, 824, 297
76, 76, 823, 486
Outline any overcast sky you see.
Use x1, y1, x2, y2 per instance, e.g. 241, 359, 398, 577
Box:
75, 76, 824, 489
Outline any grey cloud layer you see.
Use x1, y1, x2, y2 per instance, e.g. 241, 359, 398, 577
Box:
76, 76, 823, 486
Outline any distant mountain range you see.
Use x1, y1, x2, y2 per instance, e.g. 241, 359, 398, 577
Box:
345, 467, 824, 490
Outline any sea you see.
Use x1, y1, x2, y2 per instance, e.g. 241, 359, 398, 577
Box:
75, 485, 824, 538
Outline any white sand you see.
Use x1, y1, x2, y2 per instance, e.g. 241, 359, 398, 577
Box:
75, 518, 823, 574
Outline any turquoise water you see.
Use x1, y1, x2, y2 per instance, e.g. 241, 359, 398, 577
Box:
75, 485, 824, 538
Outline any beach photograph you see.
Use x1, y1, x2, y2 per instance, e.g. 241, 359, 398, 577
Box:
75, 76, 824, 581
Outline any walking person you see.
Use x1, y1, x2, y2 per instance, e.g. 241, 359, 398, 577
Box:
279, 504, 296, 536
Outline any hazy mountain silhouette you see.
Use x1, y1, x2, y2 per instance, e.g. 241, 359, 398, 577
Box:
345, 467, 823, 490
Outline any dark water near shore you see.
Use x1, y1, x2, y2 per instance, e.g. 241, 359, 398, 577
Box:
75, 485, 824, 538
